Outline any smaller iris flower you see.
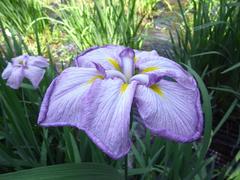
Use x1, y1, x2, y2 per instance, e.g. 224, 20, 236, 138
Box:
38, 45, 203, 159
1, 55, 49, 89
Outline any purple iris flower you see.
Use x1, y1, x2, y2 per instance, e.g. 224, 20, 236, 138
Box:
38, 45, 203, 159
1, 55, 49, 89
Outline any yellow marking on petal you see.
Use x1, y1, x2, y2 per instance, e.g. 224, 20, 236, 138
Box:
150, 84, 164, 96
87, 75, 104, 84
19, 59, 27, 66
19, 60, 23, 65
134, 56, 138, 63
120, 83, 128, 93
142, 67, 159, 73
108, 58, 121, 71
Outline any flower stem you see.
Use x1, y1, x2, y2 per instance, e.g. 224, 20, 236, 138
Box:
37, 88, 43, 99
124, 109, 134, 179
124, 155, 128, 180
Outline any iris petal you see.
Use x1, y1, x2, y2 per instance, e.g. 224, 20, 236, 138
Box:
80, 79, 137, 159
75, 45, 125, 70
24, 65, 45, 88
28, 56, 49, 68
134, 79, 203, 142
120, 48, 135, 80
135, 51, 196, 89
1, 62, 13, 79
134, 49, 159, 64
38, 67, 103, 126
6, 67, 24, 89
12, 55, 28, 66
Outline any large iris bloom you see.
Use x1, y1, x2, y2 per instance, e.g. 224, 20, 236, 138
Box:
1, 55, 49, 89
38, 45, 203, 159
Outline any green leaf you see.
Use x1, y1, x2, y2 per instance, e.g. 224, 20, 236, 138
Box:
63, 128, 81, 163
131, 143, 145, 167
0, 163, 123, 180
213, 99, 238, 135
191, 51, 224, 58
128, 168, 151, 176
209, 87, 240, 98
182, 64, 213, 180
20, 83, 35, 90
183, 64, 213, 159
222, 62, 240, 74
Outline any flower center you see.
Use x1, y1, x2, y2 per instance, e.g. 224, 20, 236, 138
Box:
17, 59, 28, 68
119, 48, 135, 82
19, 60, 24, 65
103, 48, 161, 87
